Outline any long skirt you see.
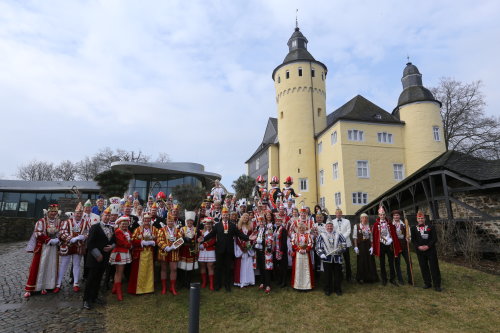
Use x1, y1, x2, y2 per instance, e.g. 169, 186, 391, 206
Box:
356, 240, 379, 283
291, 251, 314, 290
26, 243, 58, 292
234, 250, 255, 287
127, 248, 155, 294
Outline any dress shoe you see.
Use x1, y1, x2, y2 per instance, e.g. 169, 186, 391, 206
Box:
423, 284, 432, 289
83, 301, 92, 310
23, 292, 31, 298
265, 287, 271, 294
53, 287, 61, 294
434, 287, 443, 292
390, 280, 399, 287
41, 289, 47, 295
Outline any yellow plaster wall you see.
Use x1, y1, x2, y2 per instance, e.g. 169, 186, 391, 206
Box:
317, 121, 406, 214
398, 102, 446, 175
273, 61, 327, 207
267, 144, 280, 183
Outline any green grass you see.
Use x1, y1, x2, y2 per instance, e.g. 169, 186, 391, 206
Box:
105, 251, 500, 333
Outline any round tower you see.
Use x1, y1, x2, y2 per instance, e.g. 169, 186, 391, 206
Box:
396, 62, 446, 175
272, 26, 327, 207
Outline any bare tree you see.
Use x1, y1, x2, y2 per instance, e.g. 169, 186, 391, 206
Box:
17, 160, 54, 181
431, 78, 500, 159
54, 160, 78, 181
156, 152, 171, 163
116, 149, 151, 163
76, 156, 101, 181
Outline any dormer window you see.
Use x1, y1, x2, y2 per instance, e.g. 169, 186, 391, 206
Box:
292, 40, 297, 48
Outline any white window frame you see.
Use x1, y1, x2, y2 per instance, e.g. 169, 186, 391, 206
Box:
352, 192, 368, 205
332, 162, 339, 180
255, 158, 260, 171
299, 178, 308, 192
319, 169, 324, 186
334, 192, 341, 207
377, 132, 393, 144
317, 141, 323, 153
356, 160, 370, 178
348, 129, 364, 142
433, 126, 441, 141
331, 131, 337, 145
319, 197, 325, 209
393, 163, 404, 181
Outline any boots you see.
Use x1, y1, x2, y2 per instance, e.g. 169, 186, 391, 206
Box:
161, 279, 167, 295
201, 273, 207, 288
208, 274, 214, 291
116, 283, 123, 301
170, 279, 178, 296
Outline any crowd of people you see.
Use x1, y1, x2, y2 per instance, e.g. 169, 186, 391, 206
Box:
23, 176, 442, 311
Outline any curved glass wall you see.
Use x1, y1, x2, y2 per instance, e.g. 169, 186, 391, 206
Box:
128, 174, 206, 202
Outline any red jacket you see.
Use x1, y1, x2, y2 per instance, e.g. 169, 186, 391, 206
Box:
112, 228, 132, 253
372, 218, 401, 257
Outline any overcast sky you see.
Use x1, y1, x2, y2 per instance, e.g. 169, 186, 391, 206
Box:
1, 0, 499, 188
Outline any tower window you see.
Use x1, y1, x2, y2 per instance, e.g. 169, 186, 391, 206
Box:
332, 162, 339, 179
319, 169, 324, 186
299, 178, 308, 191
317, 141, 322, 153
286, 70, 290, 79
319, 197, 325, 208
317, 108, 322, 117
278, 76, 281, 83
280, 111, 283, 119
298, 148, 301, 154
433, 126, 441, 141
298, 67, 303, 77
255, 158, 260, 170
292, 40, 297, 48
298, 168, 300, 173
321, 72, 324, 80
311, 68, 315, 77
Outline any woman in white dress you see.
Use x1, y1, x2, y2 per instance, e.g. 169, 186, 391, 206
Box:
233, 213, 255, 288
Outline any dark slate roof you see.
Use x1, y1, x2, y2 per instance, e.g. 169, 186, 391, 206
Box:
0, 180, 99, 191
356, 150, 500, 214
283, 48, 315, 63
245, 118, 278, 163
397, 85, 439, 108
317, 95, 404, 138
403, 62, 421, 76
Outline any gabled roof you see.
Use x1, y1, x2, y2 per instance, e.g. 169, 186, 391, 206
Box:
317, 95, 404, 138
245, 118, 278, 163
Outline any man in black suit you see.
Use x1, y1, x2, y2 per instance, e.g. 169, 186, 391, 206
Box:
83, 208, 115, 310
200, 207, 255, 291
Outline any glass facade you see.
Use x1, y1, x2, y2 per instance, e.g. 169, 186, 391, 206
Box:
128, 174, 206, 201
0, 191, 98, 219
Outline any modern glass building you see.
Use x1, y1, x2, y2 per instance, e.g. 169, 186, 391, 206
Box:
0, 162, 221, 219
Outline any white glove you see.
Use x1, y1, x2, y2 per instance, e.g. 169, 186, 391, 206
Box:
369, 247, 373, 255
320, 254, 327, 260
257, 239, 262, 245
49, 239, 59, 246
70, 237, 78, 244
78, 235, 85, 241
141, 240, 148, 247
165, 246, 173, 252
148, 241, 156, 246
199, 244, 205, 251
354, 247, 359, 255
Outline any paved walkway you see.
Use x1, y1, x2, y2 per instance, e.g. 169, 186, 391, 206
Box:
0, 242, 105, 333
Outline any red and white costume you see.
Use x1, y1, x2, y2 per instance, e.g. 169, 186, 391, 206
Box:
109, 228, 132, 265
291, 232, 314, 290
233, 226, 255, 288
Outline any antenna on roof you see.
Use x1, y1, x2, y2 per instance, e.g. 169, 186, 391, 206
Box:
296, 9, 299, 28
406, 54, 410, 63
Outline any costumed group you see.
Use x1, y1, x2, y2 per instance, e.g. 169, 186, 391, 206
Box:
23, 176, 442, 310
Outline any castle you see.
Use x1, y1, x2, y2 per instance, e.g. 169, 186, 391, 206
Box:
245, 26, 446, 214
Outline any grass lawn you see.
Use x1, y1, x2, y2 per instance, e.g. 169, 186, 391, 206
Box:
105, 251, 500, 333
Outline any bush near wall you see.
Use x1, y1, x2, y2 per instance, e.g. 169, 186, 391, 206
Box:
0, 217, 35, 243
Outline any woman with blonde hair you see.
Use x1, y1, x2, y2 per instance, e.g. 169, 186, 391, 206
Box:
234, 213, 255, 288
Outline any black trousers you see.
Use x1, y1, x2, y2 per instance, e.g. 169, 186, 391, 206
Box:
395, 244, 413, 284
274, 256, 288, 286
379, 244, 396, 282
343, 248, 351, 280
256, 251, 271, 287
83, 265, 106, 302
323, 262, 342, 293
215, 251, 234, 289
416, 249, 441, 288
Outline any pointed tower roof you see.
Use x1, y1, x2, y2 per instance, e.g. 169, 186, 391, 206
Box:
397, 62, 440, 108
272, 26, 327, 80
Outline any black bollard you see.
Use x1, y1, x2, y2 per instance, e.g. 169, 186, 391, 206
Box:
189, 282, 201, 333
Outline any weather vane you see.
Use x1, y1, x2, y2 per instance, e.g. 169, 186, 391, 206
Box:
406, 54, 410, 63
296, 9, 298, 28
